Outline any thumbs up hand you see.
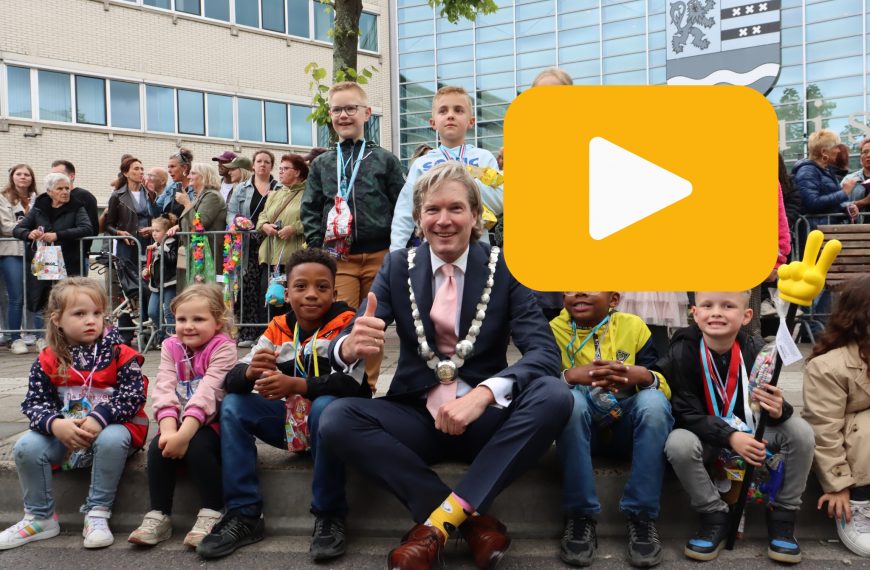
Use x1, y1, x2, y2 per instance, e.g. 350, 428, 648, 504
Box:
341, 292, 386, 362
778, 230, 842, 306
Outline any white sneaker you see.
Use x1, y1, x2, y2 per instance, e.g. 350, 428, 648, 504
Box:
237, 339, 254, 348
838, 500, 870, 557
183, 508, 222, 548
83, 508, 114, 549
0, 513, 60, 550
10, 339, 28, 354
21, 334, 36, 345
128, 510, 172, 546
36, 339, 47, 352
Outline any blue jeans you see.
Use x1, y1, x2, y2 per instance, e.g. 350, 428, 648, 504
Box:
220, 393, 347, 517
13, 425, 132, 519
0, 255, 24, 341
147, 286, 176, 336
557, 388, 673, 519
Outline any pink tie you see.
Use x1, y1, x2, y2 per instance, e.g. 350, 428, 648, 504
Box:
426, 264, 458, 418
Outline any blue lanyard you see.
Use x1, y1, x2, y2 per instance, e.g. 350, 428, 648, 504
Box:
336, 139, 367, 199
699, 339, 740, 419
439, 144, 466, 163
566, 314, 610, 367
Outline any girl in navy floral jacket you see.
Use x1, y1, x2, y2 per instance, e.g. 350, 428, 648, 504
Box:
0, 278, 147, 551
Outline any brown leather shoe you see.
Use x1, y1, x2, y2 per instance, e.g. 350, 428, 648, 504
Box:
460, 514, 512, 569
387, 524, 445, 570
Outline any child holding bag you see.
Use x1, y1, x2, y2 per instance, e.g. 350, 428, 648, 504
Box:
0, 278, 148, 550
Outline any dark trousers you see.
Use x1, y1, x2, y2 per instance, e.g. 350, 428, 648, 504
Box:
147, 426, 223, 514
320, 376, 572, 522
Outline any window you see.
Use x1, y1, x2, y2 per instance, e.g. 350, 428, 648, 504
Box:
176, 0, 200, 15
38, 70, 71, 123
144, 0, 170, 8
207, 93, 233, 138
314, 0, 332, 41
262, 0, 285, 32
265, 101, 288, 143
360, 11, 378, 51
110, 80, 140, 129
178, 89, 205, 135
290, 104, 313, 146
238, 97, 263, 141
204, 0, 230, 20
146, 85, 175, 132
6, 66, 32, 119
75, 76, 106, 125
364, 115, 380, 145
236, 0, 260, 27
287, 0, 309, 37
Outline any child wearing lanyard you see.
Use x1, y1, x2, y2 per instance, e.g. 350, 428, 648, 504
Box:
129, 284, 236, 549
550, 291, 672, 568
197, 248, 369, 562
0, 278, 148, 551
658, 291, 815, 564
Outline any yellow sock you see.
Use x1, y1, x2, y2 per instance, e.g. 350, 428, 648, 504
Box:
424, 493, 469, 539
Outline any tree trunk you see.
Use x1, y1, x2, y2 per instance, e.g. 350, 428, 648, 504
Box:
333, 0, 362, 81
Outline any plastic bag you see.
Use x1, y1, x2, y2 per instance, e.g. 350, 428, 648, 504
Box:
285, 394, 311, 452
31, 241, 67, 281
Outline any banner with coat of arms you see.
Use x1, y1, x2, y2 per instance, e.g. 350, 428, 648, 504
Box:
666, 0, 782, 94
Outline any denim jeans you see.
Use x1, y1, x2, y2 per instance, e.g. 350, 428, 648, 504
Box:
557, 388, 674, 519
220, 393, 347, 517
13, 425, 132, 519
147, 286, 176, 336
0, 255, 24, 341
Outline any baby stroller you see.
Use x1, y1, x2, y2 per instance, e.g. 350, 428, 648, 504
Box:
90, 250, 152, 350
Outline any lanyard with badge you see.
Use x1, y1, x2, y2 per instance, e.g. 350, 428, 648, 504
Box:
60, 345, 101, 470
699, 339, 754, 433
325, 140, 366, 258
175, 348, 203, 407
284, 322, 321, 453
566, 314, 622, 425
439, 144, 466, 164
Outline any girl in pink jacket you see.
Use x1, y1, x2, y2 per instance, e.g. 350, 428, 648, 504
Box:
128, 284, 237, 549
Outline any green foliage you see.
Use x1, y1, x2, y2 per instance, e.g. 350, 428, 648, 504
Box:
305, 62, 379, 128
429, 0, 498, 23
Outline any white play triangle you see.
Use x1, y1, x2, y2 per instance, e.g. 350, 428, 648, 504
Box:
588, 136, 693, 240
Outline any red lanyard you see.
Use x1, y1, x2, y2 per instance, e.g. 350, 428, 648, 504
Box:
700, 340, 741, 418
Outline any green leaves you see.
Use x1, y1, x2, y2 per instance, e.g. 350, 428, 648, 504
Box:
305, 62, 379, 128
429, 0, 498, 24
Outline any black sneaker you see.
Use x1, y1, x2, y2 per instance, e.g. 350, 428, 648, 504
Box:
196, 511, 264, 559
627, 515, 663, 567
309, 515, 347, 562
684, 511, 729, 561
766, 507, 802, 564
560, 515, 597, 567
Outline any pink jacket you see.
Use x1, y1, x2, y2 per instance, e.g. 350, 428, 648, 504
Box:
152, 333, 236, 426
776, 183, 792, 269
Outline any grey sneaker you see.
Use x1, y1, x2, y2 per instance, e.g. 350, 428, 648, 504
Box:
128, 510, 172, 546
627, 515, 663, 567
309, 516, 347, 561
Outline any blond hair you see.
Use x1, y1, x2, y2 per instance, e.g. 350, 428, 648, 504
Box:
46, 278, 109, 379
808, 129, 840, 160
152, 213, 178, 232
328, 81, 369, 105
432, 85, 474, 113
412, 162, 484, 241
170, 284, 233, 334
533, 67, 573, 86
189, 163, 222, 191
694, 290, 752, 308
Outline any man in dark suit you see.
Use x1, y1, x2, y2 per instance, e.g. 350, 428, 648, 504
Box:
320, 162, 572, 569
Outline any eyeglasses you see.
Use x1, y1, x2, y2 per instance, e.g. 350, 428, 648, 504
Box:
172, 152, 191, 165
329, 105, 366, 117
278, 166, 297, 172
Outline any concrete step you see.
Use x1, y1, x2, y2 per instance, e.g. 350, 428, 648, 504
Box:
0, 533, 866, 569
0, 439, 838, 542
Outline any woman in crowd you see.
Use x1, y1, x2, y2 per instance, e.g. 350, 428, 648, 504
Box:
0, 164, 38, 354
106, 157, 153, 267
155, 148, 194, 218
256, 153, 309, 322
168, 163, 227, 285
226, 150, 278, 346
13, 173, 93, 347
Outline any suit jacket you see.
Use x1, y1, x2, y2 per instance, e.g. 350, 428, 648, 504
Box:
332, 241, 561, 399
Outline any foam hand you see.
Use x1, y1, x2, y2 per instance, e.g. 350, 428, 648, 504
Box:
777, 230, 842, 306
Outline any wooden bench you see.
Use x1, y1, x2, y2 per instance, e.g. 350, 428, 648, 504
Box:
816, 224, 870, 288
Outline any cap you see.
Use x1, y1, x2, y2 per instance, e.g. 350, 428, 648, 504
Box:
212, 150, 237, 163
224, 156, 253, 170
